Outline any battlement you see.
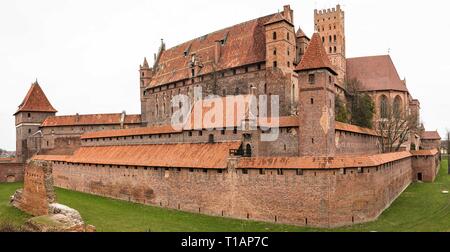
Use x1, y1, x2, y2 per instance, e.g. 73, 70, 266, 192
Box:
314, 5, 343, 16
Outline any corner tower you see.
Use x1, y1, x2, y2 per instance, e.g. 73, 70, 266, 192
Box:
295, 33, 337, 157
314, 5, 346, 85
264, 5, 296, 73
14, 81, 57, 163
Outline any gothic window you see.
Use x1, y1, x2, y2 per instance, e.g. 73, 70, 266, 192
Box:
394, 96, 403, 117
334, 35, 337, 42
329, 36, 332, 42
334, 46, 337, 53
380, 95, 388, 119
329, 47, 332, 53
308, 74, 315, 84
273, 32, 277, 40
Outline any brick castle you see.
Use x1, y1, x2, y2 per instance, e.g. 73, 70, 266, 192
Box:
0, 5, 442, 228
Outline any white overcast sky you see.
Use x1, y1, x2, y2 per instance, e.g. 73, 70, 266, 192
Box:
1, 0, 449, 150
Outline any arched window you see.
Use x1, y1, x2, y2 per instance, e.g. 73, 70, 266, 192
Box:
394, 96, 403, 117
380, 95, 388, 119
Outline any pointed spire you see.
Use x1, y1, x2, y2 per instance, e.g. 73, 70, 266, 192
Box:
296, 27, 308, 39
14, 81, 57, 115
142, 57, 149, 68
295, 33, 337, 75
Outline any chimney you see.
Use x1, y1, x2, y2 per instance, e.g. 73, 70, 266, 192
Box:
120, 111, 126, 129
283, 5, 293, 23
75, 113, 80, 122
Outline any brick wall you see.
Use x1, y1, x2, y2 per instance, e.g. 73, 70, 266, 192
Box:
411, 154, 440, 182
13, 160, 55, 216
335, 130, 380, 155
52, 155, 412, 228
0, 162, 24, 182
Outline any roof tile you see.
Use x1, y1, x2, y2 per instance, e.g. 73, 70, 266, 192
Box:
295, 33, 336, 74
15, 82, 57, 115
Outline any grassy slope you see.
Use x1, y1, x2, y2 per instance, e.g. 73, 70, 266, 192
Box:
1, 159, 449, 232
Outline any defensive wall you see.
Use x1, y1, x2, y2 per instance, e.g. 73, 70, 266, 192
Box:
34, 143, 439, 228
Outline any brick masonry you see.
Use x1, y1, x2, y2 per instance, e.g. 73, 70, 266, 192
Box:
49, 152, 441, 228
0, 162, 24, 183
12, 160, 55, 216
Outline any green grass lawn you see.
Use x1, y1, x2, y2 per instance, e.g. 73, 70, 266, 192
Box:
1, 159, 450, 232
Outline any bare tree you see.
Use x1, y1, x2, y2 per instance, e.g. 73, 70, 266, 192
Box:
376, 103, 419, 153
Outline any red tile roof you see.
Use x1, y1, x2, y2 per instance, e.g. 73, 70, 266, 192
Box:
42, 114, 141, 127
237, 151, 412, 170
15, 82, 57, 115
346, 55, 408, 92
295, 33, 337, 74
80, 124, 181, 139
296, 27, 308, 38
34, 142, 242, 169
0, 157, 15, 163
264, 13, 293, 26
411, 149, 439, 156
148, 13, 276, 88
420, 131, 441, 140
335, 122, 379, 137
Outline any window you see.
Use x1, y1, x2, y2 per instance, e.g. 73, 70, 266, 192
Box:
273, 61, 277, 68
334, 35, 337, 42
242, 169, 249, 175
198, 131, 203, 136
191, 68, 195, 77
329, 47, 332, 53
287, 32, 290, 40
310, 98, 314, 104
394, 96, 403, 117
322, 37, 325, 43
264, 83, 268, 94
308, 74, 315, 84
380, 95, 388, 119
233, 127, 238, 134
329, 76, 332, 84
259, 169, 265, 175
273, 49, 277, 55
287, 62, 290, 67
27, 113, 31, 118
208, 134, 214, 143
277, 169, 284, 175
334, 46, 337, 53
273, 32, 277, 40
221, 129, 225, 135
188, 131, 193, 137
329, 36, 332, 42
28, 129, 31, 134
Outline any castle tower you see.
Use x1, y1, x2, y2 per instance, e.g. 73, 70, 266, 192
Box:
264, 5, 296, 74
14, 81, 57, 163
314, 5, 346, 85
139, 57, 153, 126
295, 27, 310, 65
295, 33, 337, 157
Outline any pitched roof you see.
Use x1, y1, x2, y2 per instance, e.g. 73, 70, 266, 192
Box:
296, 27, 309, 39
147, 13, 276, 88
335, 122, 379, 137
41, 114, 141, 127
34, 142, 242, 169
295, 33, 336, 74
346, 55, 408, 92
80, 124, 181, 140
15, 82, 57, 115
237, 151, 412, 170
264, 12, 293, 26
411, 149, 439, 156
420, 131, 441, 140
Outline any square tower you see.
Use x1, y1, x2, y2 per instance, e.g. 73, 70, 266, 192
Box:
314, 5, 346, 85
14, 81, 57, 163
264, 5, 297, 74
295, 33, 337, 157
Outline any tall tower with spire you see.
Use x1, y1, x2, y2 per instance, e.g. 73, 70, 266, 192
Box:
314, 4, 346, 86
139, 57, 153, 126
295, 33, 337, 157
14, 81, 57, 162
